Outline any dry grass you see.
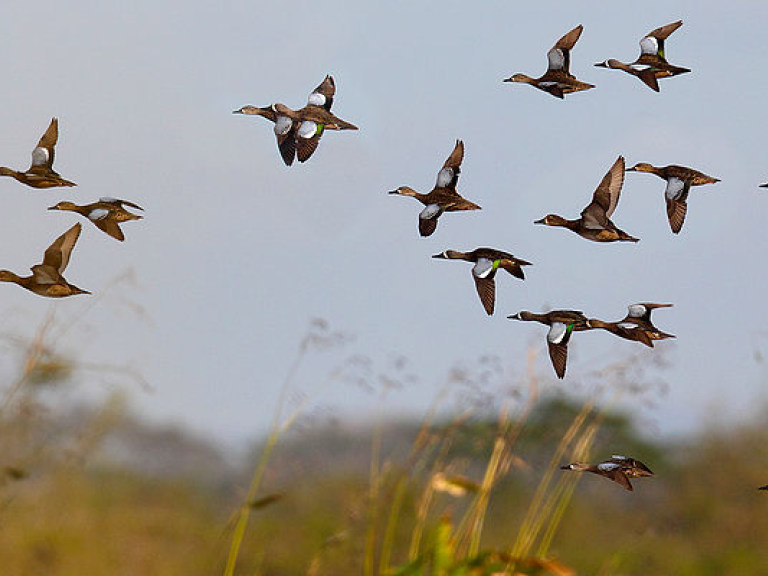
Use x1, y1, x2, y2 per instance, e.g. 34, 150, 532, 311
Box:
2, 318, 768, 575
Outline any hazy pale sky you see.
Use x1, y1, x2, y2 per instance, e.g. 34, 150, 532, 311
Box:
1, 1, 766, 444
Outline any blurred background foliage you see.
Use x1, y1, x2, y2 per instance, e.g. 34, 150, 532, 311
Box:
0, 316, 767, 575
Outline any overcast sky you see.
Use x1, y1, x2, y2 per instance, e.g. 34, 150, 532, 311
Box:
1, 1, 766, 445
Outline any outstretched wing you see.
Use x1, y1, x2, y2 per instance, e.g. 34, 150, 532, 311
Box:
640, 20, 683, 60
296, 120, 324, 163
100, 197, 145, 211
93, 218, 126, 241
307, 75, 335, 111
29, 117, 59, 172
472, 274, 496, 315
591, 155, 625, 218
664, 177, 690, 234
547, 24, 583, 74
435, 140, 464, 191
418, 204, 442, 237
546, 322, 573, 379
580, 156, 625, 228
41, 223, 82, 274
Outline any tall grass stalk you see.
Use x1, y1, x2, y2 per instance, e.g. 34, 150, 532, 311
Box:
223, 333, 318, 576
408, 410, 471, 562
512, 398, 595, 558
364, 393, 385, 576
454, 348, 539, 557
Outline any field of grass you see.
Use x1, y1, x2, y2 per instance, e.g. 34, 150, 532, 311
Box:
1, 319, 768, 575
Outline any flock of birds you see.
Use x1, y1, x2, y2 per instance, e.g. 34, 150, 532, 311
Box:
228, 22, 703, 491
0, 118, 143, 296
3, 19, 763, 492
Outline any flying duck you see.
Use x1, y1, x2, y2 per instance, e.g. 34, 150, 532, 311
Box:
561, 455, 654, 491
233, 75, 358, 165
0, 223, 89, 297
595, 21, 690, 91
48, 198, 144, 241
389, 140, 481, 237
508, 310, 590, 379
0, 118, 76, 188
627, 163, 719, 233
504, 25, 595, 99
432, 248, 532, 315
535, 156, 638, 242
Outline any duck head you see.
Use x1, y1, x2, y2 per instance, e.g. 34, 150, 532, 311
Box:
431, 250, 461, 260
48, 201, 78, 212
560, 462, 590, 471
507, 311, 533, 321
503, 73, 534, 84
626, 162, 655, 173
233, 105, 266, 115
388, 186, 418, 197
594, 59, 622, 69
534, 214, 569, 227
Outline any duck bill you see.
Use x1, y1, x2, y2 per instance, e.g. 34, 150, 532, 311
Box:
533, 217, 546, 225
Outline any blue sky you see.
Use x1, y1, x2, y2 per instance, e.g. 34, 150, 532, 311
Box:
1, 1, 766, 444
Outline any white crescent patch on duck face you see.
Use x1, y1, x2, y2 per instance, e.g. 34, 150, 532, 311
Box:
436, 167, 454, 188
472, 258, 494, 279
274, 115, 292, 135
31, 146, 49, 167
665, 177, 686, 200
88, 208, 110, 221
547, 322, 568, 344
307, 92, 326, 107
420, 204, 442, 220
297, 121, 318, 139
627, 304, 646, 318
547, 47, 566, 70
640, 35, 659, 55
598, 462, 621, 472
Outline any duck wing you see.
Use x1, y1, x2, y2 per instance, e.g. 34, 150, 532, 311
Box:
471, 258, 497, 315
472, 275, 495, 315
547, 24, 583, 75
581, 156, 625, 227
597, 462, 633, 491
546, 321, 574, 379
41, 223, 82, 275
295, 121, 324, 163
664, 177, 690, 234
307, 75, 335, 111
100, 197, 144, 211
435, 140, 464, 191
28, 117, 59, 173
499, 257, 529, 280
640, 21, 683, 62
272, 112, 296, 166
93, 217, 126, 241
418, 204, 442, 237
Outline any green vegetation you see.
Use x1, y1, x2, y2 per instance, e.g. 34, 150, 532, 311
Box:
1, 318, 768, 574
